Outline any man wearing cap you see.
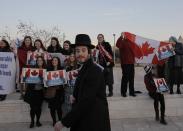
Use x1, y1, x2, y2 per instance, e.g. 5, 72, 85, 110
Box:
144, 65, 167, 125
54, 34, 111, 131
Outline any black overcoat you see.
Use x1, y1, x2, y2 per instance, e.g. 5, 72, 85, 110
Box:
62, 58, 111, 131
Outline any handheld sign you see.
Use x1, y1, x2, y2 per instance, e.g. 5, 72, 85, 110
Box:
44, 70, 67, 87
21, 68, 46, 84
153, 78, 169, 93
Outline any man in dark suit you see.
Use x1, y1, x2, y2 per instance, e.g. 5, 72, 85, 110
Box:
54, 34, 111, 131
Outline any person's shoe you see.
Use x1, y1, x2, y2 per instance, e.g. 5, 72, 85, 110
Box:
160, 119, 167, 125
129, 94, 136, 97
155, 116, 159, 121
122, 94, 127, 97
1, 96, 6, 101
29, 122, 34, 128
177, 90, 181, 94
170, 91, 174, 94
36, 121, 42, 127
16, 90, 20, 93
107, 92, 113, 97
53, 121, 56, 127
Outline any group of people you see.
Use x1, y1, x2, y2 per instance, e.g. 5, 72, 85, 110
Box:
0, 34, 114, 131
1, 32, 183, 130
116, 33, 183, 126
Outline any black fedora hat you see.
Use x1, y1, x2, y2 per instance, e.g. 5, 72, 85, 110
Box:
71, 34, 95, 49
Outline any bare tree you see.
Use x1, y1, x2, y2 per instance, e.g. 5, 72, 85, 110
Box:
17, 20, 63, 47
0, 26, 11, 42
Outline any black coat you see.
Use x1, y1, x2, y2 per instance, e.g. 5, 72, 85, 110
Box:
97, 42, 114, 85
97, 42, 114, 68
47, 46, 62, 53
62, 58, 111, 131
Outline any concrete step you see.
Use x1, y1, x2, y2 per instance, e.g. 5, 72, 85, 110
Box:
0, 93, 183, 123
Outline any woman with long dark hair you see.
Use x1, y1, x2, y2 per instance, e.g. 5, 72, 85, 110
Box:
33, 39, 46, 52
27, 56, 46, 128
62, 40, 72, 55
46, 57, 65, 126
47, 37, 62, 53
17, 36, 33, 99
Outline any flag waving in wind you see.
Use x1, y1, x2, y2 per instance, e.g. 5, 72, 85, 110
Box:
123, 32, 172, 64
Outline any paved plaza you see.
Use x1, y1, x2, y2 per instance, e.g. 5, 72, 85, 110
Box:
0, 67, 183, 131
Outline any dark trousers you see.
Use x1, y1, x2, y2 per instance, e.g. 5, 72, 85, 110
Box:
30, 104, 42, 123
121, 64, 135, 95
169, 68, 182, 93
152, 93, 165, 120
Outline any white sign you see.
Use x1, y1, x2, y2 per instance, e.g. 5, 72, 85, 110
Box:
156, 44, 175, 60
154, 78, 169, 93
0, 52, 16, 94
44, 70, 67, 87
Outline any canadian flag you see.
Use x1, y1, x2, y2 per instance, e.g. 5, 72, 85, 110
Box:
25, 68, 43, 78
123, 32, 172, 64
47, 70, 66, 80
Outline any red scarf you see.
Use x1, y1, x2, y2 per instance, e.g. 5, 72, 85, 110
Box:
97, 44, 113, 63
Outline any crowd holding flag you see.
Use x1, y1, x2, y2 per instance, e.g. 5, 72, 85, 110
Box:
1, 32, 183, 129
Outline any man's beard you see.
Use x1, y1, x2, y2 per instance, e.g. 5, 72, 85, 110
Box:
77, 55, 90, 65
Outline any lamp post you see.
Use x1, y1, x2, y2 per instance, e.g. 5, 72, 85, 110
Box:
113, 34, 116, 64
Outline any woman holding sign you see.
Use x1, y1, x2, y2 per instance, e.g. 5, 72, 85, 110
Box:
27, 39, 47, 66
46, 57, 65, 126
17, 36, 33, 99
54, 34, 111, 131
26, 56, 46, 128
0, 39, 12, 101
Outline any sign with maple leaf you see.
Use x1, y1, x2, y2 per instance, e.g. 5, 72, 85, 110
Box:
153, 78, 169, 93
44, 70, 67, 87
140, 42, 155, 56
21, 68, 46, 84
123, 32, 171, 64
27, 52, 47, 66
47, 53, 66, 67
155, 44, 175, 60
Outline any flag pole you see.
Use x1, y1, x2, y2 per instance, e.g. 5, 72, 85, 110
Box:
113, 34, 116, 65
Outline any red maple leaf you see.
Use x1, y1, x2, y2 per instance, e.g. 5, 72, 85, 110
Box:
25, 69, 30, 77
31, 70, 38, 76
141, 42, 155, 56
52, 72, 59, 78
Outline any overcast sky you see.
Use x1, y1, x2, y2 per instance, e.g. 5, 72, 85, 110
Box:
0, 0, 183, 45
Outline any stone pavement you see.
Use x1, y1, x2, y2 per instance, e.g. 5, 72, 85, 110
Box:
0, 116, 183, 131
